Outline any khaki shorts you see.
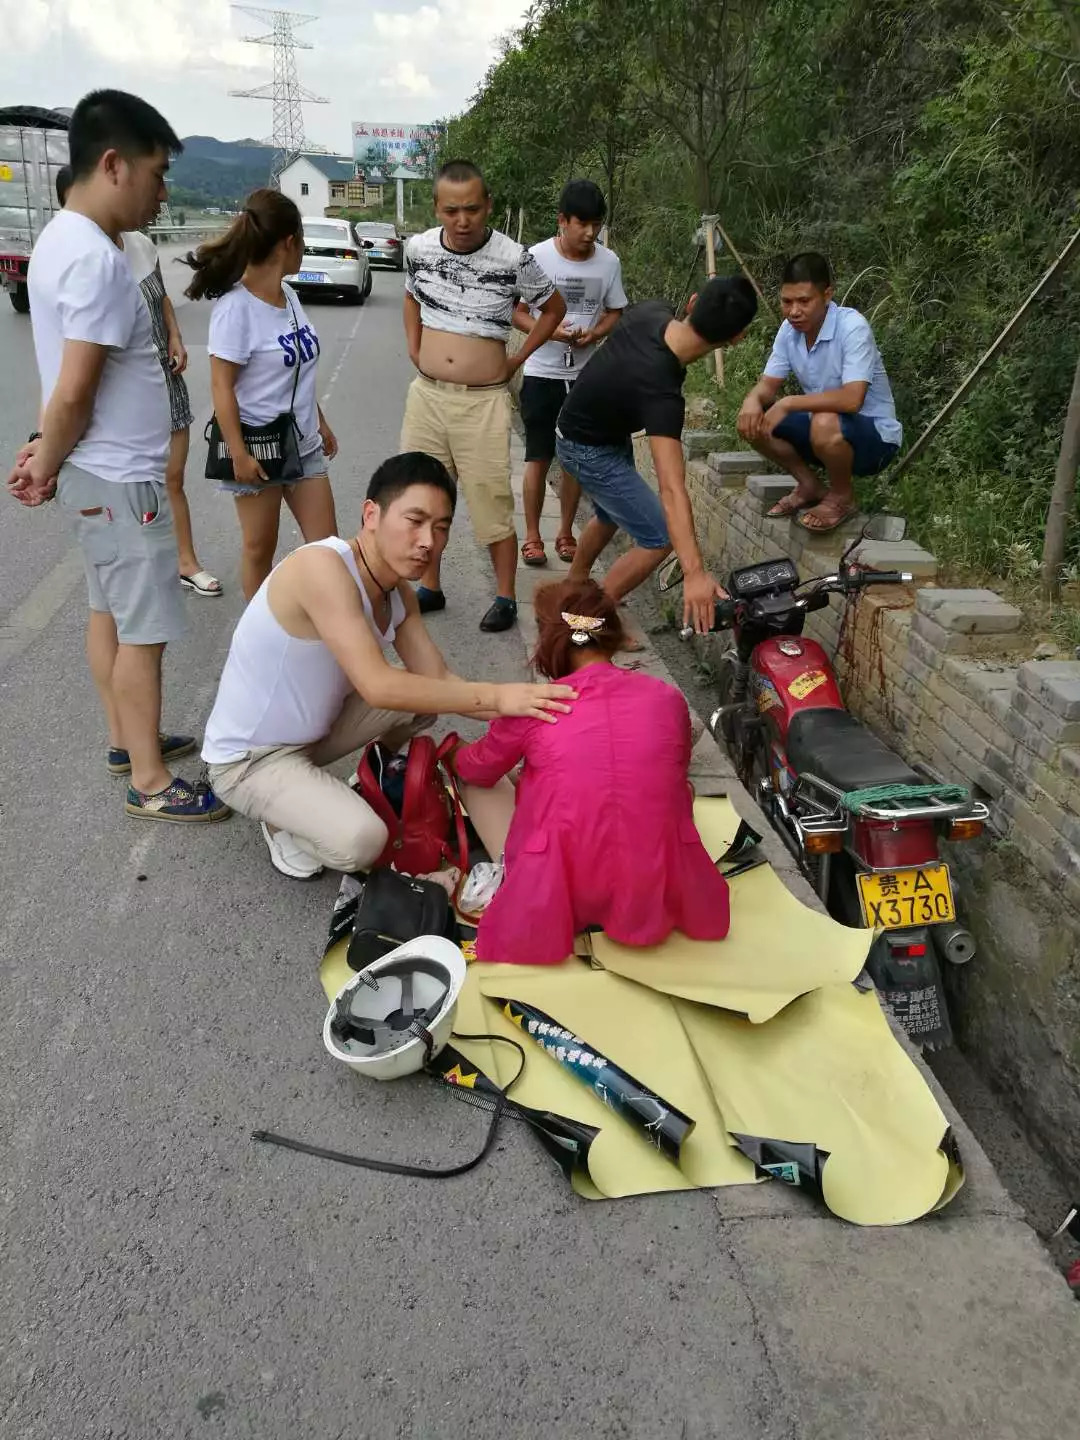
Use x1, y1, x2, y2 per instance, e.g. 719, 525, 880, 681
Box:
207, 693, 432, 874
399, 375, 515, 545
56, 463, 186, 646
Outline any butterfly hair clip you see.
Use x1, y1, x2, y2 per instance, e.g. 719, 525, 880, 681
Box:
562, 611, 605, 647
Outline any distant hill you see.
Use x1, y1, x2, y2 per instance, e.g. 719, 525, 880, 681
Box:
170, 135, 275, 207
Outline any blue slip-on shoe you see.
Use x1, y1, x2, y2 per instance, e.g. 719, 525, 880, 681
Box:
108, 732, 197, 775
125, 777, 231, 823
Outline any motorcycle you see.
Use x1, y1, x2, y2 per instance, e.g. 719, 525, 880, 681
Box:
660, 515, 989, 1048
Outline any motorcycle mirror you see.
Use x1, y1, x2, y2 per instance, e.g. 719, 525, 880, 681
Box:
862, 513, 908, 543
657, 555, 684, 593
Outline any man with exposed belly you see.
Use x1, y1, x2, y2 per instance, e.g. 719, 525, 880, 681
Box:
400, 159, 566, 632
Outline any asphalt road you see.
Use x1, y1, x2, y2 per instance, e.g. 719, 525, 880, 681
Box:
1, 264, 775, 1440
2, 261, 1077, 1440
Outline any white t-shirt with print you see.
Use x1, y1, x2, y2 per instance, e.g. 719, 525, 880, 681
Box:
404, 226, 555, 341
28, 209, 170, 484
523, 238, 629, 381
208, 282, 322, 456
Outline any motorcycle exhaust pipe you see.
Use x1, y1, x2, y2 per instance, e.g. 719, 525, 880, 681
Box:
935, 922, 977, 965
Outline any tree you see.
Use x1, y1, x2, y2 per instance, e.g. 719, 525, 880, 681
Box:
599, 0, 762, 213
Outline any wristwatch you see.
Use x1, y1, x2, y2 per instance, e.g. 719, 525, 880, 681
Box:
28, 430, 42, 442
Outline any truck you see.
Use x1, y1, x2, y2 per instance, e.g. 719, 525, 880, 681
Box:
0, 105, 70, 314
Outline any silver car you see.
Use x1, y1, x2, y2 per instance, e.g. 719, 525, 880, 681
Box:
287, 216, 372, 304
354, 220, 405, 271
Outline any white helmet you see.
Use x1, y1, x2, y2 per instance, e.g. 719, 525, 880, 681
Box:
323, 936, 467, 1081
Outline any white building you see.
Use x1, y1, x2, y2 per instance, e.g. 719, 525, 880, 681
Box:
278, 154, 362, 214
279, 154, 394, 214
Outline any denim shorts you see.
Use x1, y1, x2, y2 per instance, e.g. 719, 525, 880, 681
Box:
555, 434, 670, 550
219, 445, 328, 498
771, 411, 899, 477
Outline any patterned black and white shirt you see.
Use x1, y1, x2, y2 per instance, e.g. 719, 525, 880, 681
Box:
404, 226, 556, 341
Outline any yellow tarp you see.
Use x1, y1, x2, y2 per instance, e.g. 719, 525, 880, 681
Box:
318, 797, 962, 1224
590, 797, 873, 1023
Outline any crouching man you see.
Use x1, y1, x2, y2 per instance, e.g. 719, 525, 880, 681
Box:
202, 452, 576, 879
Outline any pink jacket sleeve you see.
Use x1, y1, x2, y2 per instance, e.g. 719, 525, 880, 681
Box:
453, 718, 528, 788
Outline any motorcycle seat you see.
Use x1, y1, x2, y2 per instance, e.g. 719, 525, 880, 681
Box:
785, 708, 921, 794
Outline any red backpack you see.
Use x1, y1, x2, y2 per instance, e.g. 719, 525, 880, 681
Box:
355, 733, 468, 876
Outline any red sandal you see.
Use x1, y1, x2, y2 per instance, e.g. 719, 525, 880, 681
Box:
554, 533, 577, 562
521, 538, 547, 567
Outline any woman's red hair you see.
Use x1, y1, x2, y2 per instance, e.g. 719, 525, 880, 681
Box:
531, 578, 625, 680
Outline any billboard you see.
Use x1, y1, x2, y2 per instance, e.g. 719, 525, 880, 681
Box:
352, 121, 441, 176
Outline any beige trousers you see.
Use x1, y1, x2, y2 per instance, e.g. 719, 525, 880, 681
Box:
208, 694, 430, 873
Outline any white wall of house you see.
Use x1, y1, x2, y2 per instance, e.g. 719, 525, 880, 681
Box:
279, 158, 330, 216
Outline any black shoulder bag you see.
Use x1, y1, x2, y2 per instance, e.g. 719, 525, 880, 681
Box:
204, 294, 305, 483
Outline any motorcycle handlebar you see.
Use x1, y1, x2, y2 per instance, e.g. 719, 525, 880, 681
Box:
678, 571, 911, 639
851, 569, 913, 588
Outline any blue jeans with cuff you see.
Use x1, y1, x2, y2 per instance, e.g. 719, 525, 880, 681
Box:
555, 435, 670, 549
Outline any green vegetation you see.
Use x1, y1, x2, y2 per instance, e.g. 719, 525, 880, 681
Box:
445, 0, 1080, 587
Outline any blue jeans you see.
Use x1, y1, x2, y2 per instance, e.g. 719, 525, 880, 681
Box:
555, 435, 670, 549
771, 411, 899, 477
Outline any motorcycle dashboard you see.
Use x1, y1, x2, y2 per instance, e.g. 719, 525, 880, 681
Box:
729, 558, 799, 596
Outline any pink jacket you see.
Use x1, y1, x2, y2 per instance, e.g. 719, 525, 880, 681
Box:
453, 662, 730, 965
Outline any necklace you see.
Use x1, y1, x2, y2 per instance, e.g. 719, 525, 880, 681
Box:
353, 538, 395, 601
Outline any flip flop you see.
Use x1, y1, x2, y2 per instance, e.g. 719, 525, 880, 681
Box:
554, 533, 577, 562
521, 539, 547, 567
766, 491, 821, 520
798, 501, 859, 535
180, 569, 223, 596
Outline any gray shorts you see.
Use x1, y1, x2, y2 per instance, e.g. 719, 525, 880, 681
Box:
219, 445, 328, 498
56, 463, 186, 646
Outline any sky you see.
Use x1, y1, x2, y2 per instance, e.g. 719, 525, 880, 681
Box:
0, 0, 530, 150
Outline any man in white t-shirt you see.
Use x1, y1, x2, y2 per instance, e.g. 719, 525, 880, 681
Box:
513, 180, 628, 569
7, 89, 228, 824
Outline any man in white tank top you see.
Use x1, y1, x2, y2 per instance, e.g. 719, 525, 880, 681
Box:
202, 452, 576, 879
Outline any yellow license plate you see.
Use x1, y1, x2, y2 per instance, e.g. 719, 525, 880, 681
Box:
857, 863, 956, 929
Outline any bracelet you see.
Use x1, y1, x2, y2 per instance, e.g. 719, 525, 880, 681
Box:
28, 430, 42, 443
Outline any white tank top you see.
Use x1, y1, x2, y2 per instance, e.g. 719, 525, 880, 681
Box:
202, 536, 407, 764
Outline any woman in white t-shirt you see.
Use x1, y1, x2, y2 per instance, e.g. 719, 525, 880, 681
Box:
184, 190, 339, 599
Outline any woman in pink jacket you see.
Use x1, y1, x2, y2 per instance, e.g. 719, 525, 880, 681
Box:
452, 578, 730, 964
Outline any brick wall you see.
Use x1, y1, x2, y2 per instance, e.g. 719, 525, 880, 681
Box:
643, 436, 1080, 1178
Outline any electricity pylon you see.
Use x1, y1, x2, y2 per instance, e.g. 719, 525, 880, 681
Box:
230, 6, 329, 185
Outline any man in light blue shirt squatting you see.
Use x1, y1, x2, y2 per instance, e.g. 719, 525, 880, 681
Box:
737, 251, 902, 533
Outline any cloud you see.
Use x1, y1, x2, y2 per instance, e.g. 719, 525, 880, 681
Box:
378, 61, 435, 97
0, 0, 532, 148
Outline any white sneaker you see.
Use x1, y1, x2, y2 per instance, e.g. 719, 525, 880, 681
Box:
260, 822, 324, 880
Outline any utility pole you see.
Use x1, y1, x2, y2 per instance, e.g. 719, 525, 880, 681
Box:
230, 5, 328, 186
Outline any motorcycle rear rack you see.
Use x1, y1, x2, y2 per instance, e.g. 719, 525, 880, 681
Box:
795, 772, 989, 825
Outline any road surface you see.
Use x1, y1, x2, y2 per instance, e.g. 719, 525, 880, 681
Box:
1, 258, 1077, 1440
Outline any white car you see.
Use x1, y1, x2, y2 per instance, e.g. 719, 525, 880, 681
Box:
286, 216, 372, 304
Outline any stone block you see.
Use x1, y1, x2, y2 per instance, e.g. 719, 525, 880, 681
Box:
1060, 746, 1080, 782
922, 598, 1023, 635
744, 474, 795, 512
849, 538, 938, 579
1003, 708, 1071, 764
1010, 687, 1080, 745
910, 612, 1019, 657
706, 448, 760, 474
682, 429, 727, 459
916, 587, 1003, 615
1016, 659, 1080, 720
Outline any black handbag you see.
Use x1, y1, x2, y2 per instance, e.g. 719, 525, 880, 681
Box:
204, 295, 305, 483
346, 869, 459, 973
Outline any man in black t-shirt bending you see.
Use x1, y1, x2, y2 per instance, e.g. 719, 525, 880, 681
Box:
556, 277, 757, 632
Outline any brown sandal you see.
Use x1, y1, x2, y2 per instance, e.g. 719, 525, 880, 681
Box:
766, 490, 821, 520
554, 532, 577, 562
521, 538, 547, 566
799, 498, 859, 534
